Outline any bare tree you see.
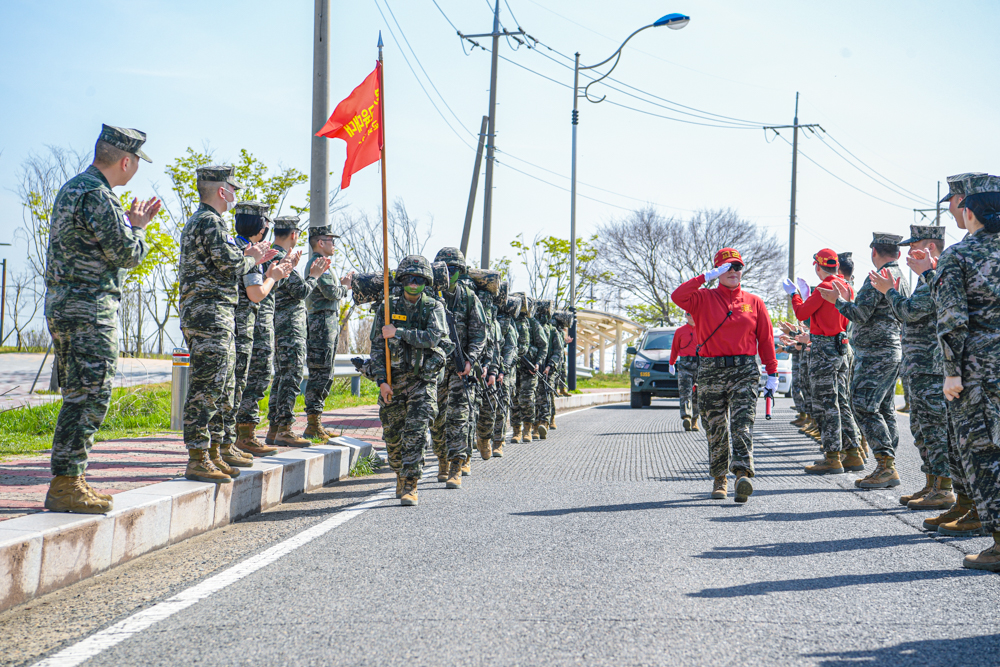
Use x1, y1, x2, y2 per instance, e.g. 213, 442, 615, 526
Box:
595, 207, 786, 324
3, 270, 44, 349
333, 198, 434, 273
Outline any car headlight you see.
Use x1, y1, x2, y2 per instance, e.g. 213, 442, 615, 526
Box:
633, 359, 652, 370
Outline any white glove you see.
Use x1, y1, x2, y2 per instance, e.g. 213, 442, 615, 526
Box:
795, 277, 811, 299
703, 263, 731, 282
781, 278, 797, 296
669, 364, 676, 375
765, 374, 778, 392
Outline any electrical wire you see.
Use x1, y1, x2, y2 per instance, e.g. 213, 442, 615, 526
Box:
503, 0, 523, 29
811, 131, 932, 204
430, 0, 460, 32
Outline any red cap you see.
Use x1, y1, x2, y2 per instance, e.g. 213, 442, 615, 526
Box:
813, 248, 839, 268
714, 248, 743, 268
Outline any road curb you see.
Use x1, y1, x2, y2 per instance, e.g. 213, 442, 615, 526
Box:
0, 436, 371, 615
554, 390, 629, 412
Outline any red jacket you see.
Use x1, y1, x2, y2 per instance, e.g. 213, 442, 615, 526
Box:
669, 324, 698, 365
791, 275, 852, 336
671, 275, 778, 374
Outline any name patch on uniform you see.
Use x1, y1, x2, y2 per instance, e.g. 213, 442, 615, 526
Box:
391, 314, 407, 322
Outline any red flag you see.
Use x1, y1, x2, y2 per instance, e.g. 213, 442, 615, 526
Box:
316, 62, 383, 189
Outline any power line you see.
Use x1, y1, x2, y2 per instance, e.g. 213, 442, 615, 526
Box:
429, 0, 460, 32
811, 131, 931, 204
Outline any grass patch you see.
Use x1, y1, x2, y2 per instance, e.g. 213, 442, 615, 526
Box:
349, 452, 384, 477
575, 372, 630, 390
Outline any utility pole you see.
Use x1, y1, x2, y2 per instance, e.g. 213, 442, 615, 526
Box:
461, 1, 524, 268
936, 181, 942, 225
310, 0, 330, 231
461, 116, 490, 257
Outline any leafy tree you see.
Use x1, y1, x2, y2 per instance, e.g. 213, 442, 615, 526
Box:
507, 233, 604, 309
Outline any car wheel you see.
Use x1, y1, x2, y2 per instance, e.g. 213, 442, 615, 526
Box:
641, 393, 651, 406
630, 392, 643, 409
784, 391, 792, 398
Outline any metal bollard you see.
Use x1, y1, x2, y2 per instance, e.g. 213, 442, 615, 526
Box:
170, 347, 190, 431
351, 375, 360, 396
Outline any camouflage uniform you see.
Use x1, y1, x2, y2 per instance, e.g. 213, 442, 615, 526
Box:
836, 239, 909, 458
676, 357, 700, 424
45, 127, 151, 476
543, 318, 565, 420
235, 241, 284, 426
509, 294, 532, 434
370, 257, 452, 479
304, 227, 349, 416
521, 304, 548, 425
178, 167, 256, 450
493, 300, 519, 445
268, 217, 318, 429
808, 334, 858, 452
474, 291, 502, 444
698, 357, 760, 478
532, 304, 555, 424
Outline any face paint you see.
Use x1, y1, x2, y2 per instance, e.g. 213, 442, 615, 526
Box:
404, 285, 425, 296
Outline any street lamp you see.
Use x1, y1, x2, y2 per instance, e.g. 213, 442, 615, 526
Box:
567, 12, 690, 388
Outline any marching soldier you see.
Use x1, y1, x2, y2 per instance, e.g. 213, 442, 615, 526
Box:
492, 293, 520, 455
532, 300, 554, 440
44, 124, 160, 513
669, 312, 700, 431
509, 293, 532, 443
542, 309, 564, 432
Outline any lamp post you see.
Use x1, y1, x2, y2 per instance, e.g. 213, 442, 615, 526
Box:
567, 12, 689, 388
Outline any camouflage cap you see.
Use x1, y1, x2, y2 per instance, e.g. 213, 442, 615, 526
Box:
898, 225, 945, 246
395, 255, 433, 283
957, 174, 1000, 208
272, 215, 304, 231
940, 172, 988, 204
434, 246, 467, 270
98, 124, 151, 163
869, 232, 903, 248
232, 200, 271, 220
196, 165, 245, 190
308, 225, 340, 239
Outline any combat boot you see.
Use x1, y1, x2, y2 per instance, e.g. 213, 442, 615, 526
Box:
477, 436, 492, 461
511, 423, 521, 443
923, 495, 972, 532
219, 443, 253, 468
791, 413, 807, 427
532, 423, 540, 439
185, 449, 232, 484
462, 456, 471, 476
549, 415, 557, 430
908, 476, 956, 510
209, 446, 240, 478
522, 428, 533, 444
682, 417, 692, 431
264, 424, 279, 446
692, 417, 700, 431
711, 476, 728, 500
492, 441, 504, 458
858, 455, 901, 489
805, 452, 844, 475
80, 474, 112, 502
734, 470, 753, 503
400, 476, 419, 506
274, 426, 311, 448
235, 423, 278, 457
395, 472, 404, 498
859, 436, 870, 461
963, 533, 1000, 572
938, 505, 988, 537
841, 447, 865, 472
303, 413, 331, 440
44, 475, 112, 514
900, 473, 934, 505
437, 458, 449, 483
537, 422, 548, 440
446, 458, 463, 489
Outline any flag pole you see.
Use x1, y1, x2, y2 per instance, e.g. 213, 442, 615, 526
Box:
377, 32, 392, 388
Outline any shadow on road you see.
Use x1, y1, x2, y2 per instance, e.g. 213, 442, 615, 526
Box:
708, 508, 891, 523
694, 533, 931, 559
803, 633, 1000, 667
688, 568, 988, 599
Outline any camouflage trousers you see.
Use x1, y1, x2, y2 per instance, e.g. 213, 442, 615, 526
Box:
47, 321, 117, 476
235, 332, 273, 425
799, 348, 813, 417
790, 352, 804, 413
468, 382, 481, 459
182, 327, 236, 450
268, 335, 305, 428
676, 356, 700, 422
850, 351, 901, 457
493, 371, 516, 443
533, 371, 553, 422
431, 367, 473, 462
948, 380, 1000, 533
379, 371, 436, 479
697, 360, 759, 478
809, 336, 858, 453
945, 404, 970, 497
512, 369, 538, 428
224, 307, 257, 445
908, 373, 949, 478
476, 380, 500, 443
304, 312, 340, 415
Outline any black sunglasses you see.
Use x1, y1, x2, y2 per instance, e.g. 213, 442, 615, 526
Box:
729, 263, 745, 272
404, 276, 428, 286
447, 265, 461, 275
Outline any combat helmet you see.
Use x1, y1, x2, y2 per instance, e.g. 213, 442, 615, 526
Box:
434, 247, 467, 271
535, 299, 552, 319
431, 261, 450, 293
495, 281, 509, 308
396, 255, 433, 283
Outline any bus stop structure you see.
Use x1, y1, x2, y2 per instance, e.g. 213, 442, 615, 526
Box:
572, 308, 645, 375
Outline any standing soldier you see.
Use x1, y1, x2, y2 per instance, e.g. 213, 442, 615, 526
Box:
492, 293, 520, 456
820, 233, 910, 488
669, 312, 700, 432
529, 299, 551, 441
430, 248, 486, 487
869, 225, 954, 509
266, 217, 331, 447
543, 310, 565, 432
43, 125, 160, 513
672, 248, 778, 504
178, 166, 275, 484
302, 226, 354, 439
370, 256, 453, 506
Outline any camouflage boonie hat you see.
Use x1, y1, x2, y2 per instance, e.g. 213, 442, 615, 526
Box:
940, 172, 988, 203
899, 225, 945, 246
272, 215, 304, 231
396, 255, 433, 283
308, 225, 340, 239
869, 232, 903, 248
99, 124, 151, 163
196, 165, 245, 190
233, 201, 271, 221
434, 246, 467, 270
957, 174, 1000, 208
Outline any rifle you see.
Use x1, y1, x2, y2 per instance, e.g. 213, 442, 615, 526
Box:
521, 355, 557, 396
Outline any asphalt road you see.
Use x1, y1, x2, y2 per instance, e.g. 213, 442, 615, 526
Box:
6, 397, 1000, 667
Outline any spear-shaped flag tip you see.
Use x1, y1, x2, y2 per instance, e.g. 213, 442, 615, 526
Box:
377, 31, 383, 48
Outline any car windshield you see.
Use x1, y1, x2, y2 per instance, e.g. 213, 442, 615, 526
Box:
776, 352, 790, 360
642, 332, 674, 351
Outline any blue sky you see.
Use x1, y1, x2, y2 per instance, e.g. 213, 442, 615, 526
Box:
1, 0, 998, 314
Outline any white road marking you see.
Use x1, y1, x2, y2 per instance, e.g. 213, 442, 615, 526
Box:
34, 487, 396, 667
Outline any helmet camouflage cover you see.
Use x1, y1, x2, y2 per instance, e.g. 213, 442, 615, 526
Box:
434, 246, 467, 271
395, 255, 433, 283
431, 261, 450, 293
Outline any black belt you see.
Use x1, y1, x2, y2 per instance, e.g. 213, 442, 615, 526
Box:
701, 355, 755, 369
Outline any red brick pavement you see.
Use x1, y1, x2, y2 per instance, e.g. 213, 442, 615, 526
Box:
0, 404, 384, 522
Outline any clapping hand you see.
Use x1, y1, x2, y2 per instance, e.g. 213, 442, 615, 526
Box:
284, 249, 303, 269
265, 260, 291, 281
127, 196, 162, 229
781, 278, 797, 296
868, 268, 900, 295
341, 271, 356, 288
907, 248, 936, 274
795, 278, 811, 299
245, 241, 277, 265
309, 256, 332, 278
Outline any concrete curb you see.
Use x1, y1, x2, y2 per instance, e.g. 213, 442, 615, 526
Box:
554, 391, 629, 412
0, 436, 371, 614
